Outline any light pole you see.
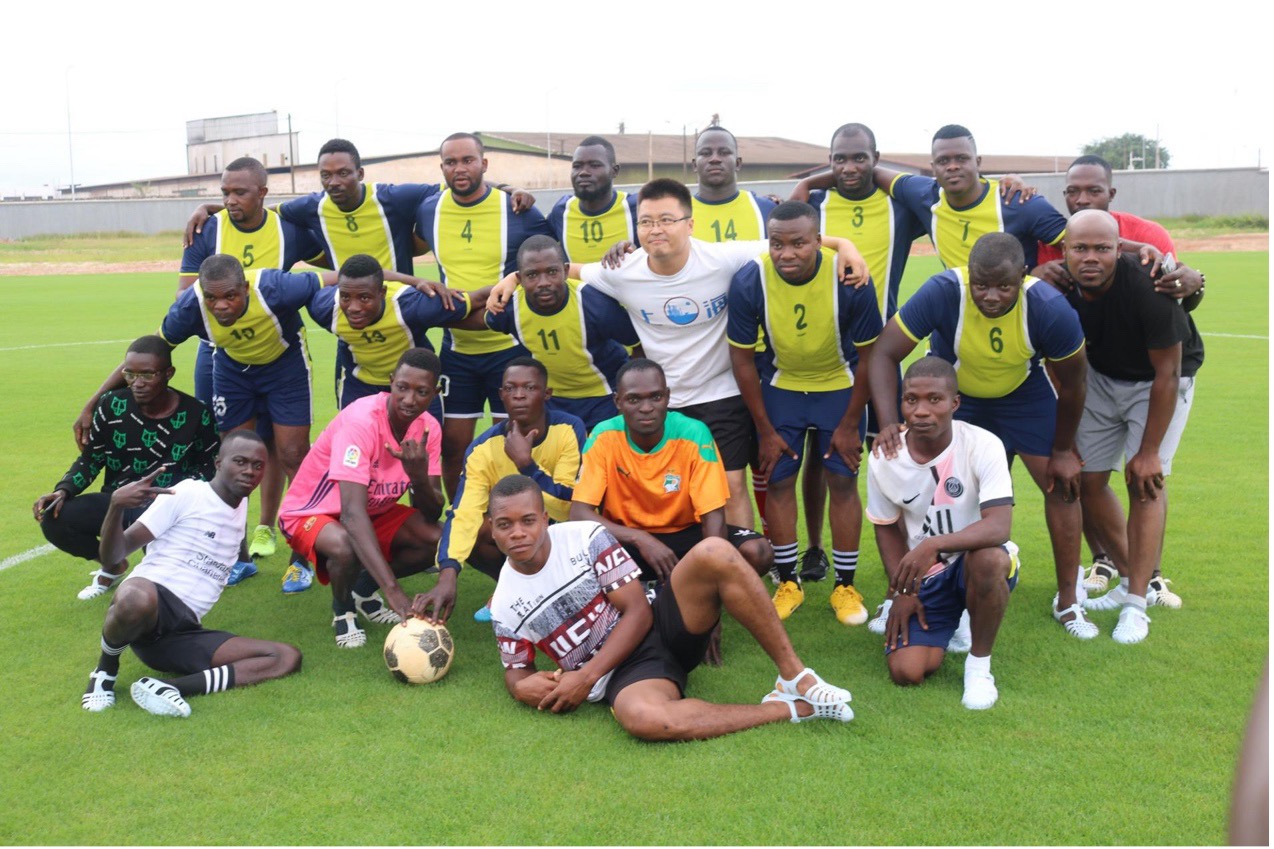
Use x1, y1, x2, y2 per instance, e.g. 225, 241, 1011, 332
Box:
65, 66, 76, 201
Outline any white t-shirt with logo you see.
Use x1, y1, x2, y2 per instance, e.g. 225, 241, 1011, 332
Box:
126, 479, 247, 620
491, 521, 643, 703
866, 421, 1014, 561
580, 239, 766, 407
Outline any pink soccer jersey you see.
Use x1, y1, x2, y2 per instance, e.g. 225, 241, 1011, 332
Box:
279, 393, 441, 536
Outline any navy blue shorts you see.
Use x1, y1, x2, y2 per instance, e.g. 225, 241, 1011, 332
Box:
885, 542, 1020, 654
956, 372, 1056, 458
440, 345, 527, 418
211, 344, 312, 430
547, 395, 616, 432
761, 384, 862, 483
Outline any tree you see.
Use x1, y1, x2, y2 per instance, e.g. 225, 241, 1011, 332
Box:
1082, 133, 1170, 169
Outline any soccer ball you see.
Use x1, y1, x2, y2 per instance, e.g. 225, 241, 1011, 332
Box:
383, 618, 454, 684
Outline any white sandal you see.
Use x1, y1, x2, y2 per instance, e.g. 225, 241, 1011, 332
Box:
82, 669, 117, 711
77, 568, 125, 601
775, 667, 851, 706
762, 689, 854, 723
1053, 597, 1099, 640
332, 612, 367, 648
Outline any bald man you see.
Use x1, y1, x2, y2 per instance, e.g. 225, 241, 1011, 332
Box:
1061, 210, 1198, 645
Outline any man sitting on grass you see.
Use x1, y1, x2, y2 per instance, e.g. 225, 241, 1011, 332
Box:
81, 431, 301, 717
487, 474, 853, 740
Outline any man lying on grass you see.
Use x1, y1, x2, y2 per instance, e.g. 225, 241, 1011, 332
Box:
486, 474, 853, 741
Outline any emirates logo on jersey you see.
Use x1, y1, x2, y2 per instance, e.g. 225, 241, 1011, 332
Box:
944, 477, 965, 498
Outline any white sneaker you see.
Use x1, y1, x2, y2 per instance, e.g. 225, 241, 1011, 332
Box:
962, 669, 998, 710
130, 677, 191, 717
1112, 606, 1151, 644
946, 609, 972, 653
1147, 576, 1182, 609
1083, 584, 1128, 611
867, 598, 892, 635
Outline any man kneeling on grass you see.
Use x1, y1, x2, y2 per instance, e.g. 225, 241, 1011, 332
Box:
486, 474, 853, 741
81, 431, 301, 717
867, 357, 1018, 710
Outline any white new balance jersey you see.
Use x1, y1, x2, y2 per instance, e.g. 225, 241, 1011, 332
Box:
866, 421, 1014, 557
491, 521, 642, 703
126, 479, 248, 620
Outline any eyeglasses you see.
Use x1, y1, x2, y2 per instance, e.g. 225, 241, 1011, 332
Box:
636, 215, 690, 231
122, 369, 162, 383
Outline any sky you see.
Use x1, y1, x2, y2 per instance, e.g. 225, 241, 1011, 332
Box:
4, 0, 1271, 198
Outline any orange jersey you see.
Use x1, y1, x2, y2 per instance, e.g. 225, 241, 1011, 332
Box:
574, 411, 729, 534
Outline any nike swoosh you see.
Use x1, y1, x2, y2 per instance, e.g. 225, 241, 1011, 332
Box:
902, 494, 920, 504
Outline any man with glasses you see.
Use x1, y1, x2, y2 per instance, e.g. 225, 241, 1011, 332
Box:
36, 336, 221, 600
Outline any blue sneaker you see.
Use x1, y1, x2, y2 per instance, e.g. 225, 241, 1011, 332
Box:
473, 604, 492, 623
227, 560, 258, 586
282, 557, 314, 594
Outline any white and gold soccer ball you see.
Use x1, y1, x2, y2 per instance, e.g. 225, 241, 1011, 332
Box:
383, 618, 455, 684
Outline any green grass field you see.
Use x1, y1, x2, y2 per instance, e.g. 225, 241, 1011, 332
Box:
0, 251, 1266, 845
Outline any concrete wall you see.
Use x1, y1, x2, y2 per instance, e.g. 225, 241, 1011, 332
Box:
2, 168, 1266, 239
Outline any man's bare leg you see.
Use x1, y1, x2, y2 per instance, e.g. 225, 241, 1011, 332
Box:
724, 469, 755, 529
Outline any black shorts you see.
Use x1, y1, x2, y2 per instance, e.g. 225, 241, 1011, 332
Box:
673, 394, 755, 472
624, 524, 765, 583
604, 584, 714, 704
129, 582, 235, 675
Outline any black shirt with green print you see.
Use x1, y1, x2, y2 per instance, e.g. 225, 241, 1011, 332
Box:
55, 389, 220, 497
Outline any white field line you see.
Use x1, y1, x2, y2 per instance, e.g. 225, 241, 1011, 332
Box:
1204, 332, 1267, 340
0, 338, 132, 353
0, 543, 55, 573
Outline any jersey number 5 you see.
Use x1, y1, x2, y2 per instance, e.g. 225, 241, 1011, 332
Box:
242, 244, 255, 267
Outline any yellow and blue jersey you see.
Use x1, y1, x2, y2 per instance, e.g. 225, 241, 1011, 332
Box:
546, 191, 639, 263
416, 187, 553, 356
160, 268, 321, 366
692, 190, 775, 242
307, 281, 472, 388
180, 209, 322, 276
278, 183, 437, 275
727, 249, 882, 391
807, 188, 926, 320
895, 267, 1085, 399
889, 175, 1066, 270
484, 279, 637, 399
437, 409, 586, 571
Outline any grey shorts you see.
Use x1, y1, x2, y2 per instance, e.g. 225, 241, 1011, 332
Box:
1076, 367, 1194, 475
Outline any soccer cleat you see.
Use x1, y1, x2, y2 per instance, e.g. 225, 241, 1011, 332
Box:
226, 559, 258, 586
1083, 556, 1117, 593
248, 524, 277, 559
1112, 606, 1151, 644
798, 548, 829, 583
1147, 576, 1182, 609
771, 580, 804, 620
962, 669, 999, 710
830, 584, 869, 626
353, 591, 401, 624
946, 609, 972, 654
867, 598, 892, 635
763, 689, 854, 723
81, 670, 116, 712
77, 568, 125, 601
1084, 584, 1129, 612
1052, 596, 1099, 639
766, 565, 780, 585
332, 612, 367, 648
130, 677, 191, 717
281, 560, 314, 594
473, 604, 493, 623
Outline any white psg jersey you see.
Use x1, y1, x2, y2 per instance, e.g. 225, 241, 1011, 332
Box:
866, 421, 1014, 560
491, 522, 642, 703
126, 479, 248, 620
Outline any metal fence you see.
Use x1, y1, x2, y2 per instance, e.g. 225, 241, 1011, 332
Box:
1, 168, 1266, 240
